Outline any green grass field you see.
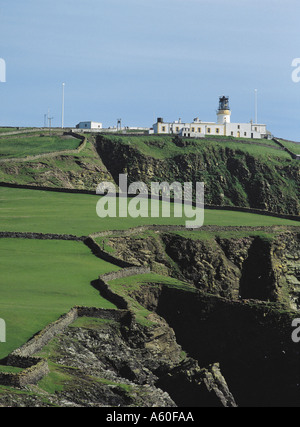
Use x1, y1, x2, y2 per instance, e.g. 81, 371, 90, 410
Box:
0, 238, 119, 360
0, 187, 299, 237
0, 134, 81, 159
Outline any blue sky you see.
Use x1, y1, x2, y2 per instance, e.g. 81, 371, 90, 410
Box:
0, 0, 299, 140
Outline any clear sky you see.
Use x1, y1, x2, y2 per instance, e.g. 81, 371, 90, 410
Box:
0, 0, 299, 141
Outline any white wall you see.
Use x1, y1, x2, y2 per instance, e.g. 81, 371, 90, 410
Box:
153, 120, 268, 139
225, 123, 267, 138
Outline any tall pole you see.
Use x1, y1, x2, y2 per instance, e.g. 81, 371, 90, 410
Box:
49, 116, 54, 136
255, 89, 258, 124
62, 83, 65, 129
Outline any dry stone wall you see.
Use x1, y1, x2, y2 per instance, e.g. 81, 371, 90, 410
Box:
7, 308, 79, 363
0, 231, 83, 241
97, 267, 151, 310
273, 138, 300, 161
0, 359, 49, 388
83, 237, 139, 268
1, 306, 133, 388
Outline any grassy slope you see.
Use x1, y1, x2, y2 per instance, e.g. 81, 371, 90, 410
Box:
0, 134, 81, 159
0, 139, 111, 190
278, 139, 300, 155
0, 238, 119, 360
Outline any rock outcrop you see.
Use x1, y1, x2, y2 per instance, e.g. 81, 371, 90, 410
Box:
0, 314, 237, 407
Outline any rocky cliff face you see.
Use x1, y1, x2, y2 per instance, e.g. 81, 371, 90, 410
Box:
103, 279, 296, 407
153, 287, 300, 407
95, 135, 300, 215
269, 232, 300, 310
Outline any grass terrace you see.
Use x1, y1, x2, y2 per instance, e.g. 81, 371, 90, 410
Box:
0, 187, 299, 236
103, 134, 292, 162
0, 134, 81, 159
0, 238, 119, 360
108, 273, 196, 326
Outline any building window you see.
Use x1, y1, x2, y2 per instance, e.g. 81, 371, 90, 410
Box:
238, 125, 240, 129
207, 128, 211, 133
198, 127, 201, 133
244, 132, 247, 136
216, 128, 219, 134
162, 126, 166, 132
176, 127, 179, 132
192, 128, 195, 132
255, 127, 257, 132
231, 131, 234, 136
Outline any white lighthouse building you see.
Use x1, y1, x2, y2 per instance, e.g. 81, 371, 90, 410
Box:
152, 96, 271, 140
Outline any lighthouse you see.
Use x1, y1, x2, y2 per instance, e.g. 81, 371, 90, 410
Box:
152, 94, 269, 139
217, 96, 231, 124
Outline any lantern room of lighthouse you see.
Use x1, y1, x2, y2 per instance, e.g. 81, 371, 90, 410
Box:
217, 96, 231, 124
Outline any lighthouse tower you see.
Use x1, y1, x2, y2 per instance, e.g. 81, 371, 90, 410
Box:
217, 96, 231, 124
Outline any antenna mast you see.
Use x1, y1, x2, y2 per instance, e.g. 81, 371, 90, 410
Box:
255, 89, 258, 124
62, 83, 65, 129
